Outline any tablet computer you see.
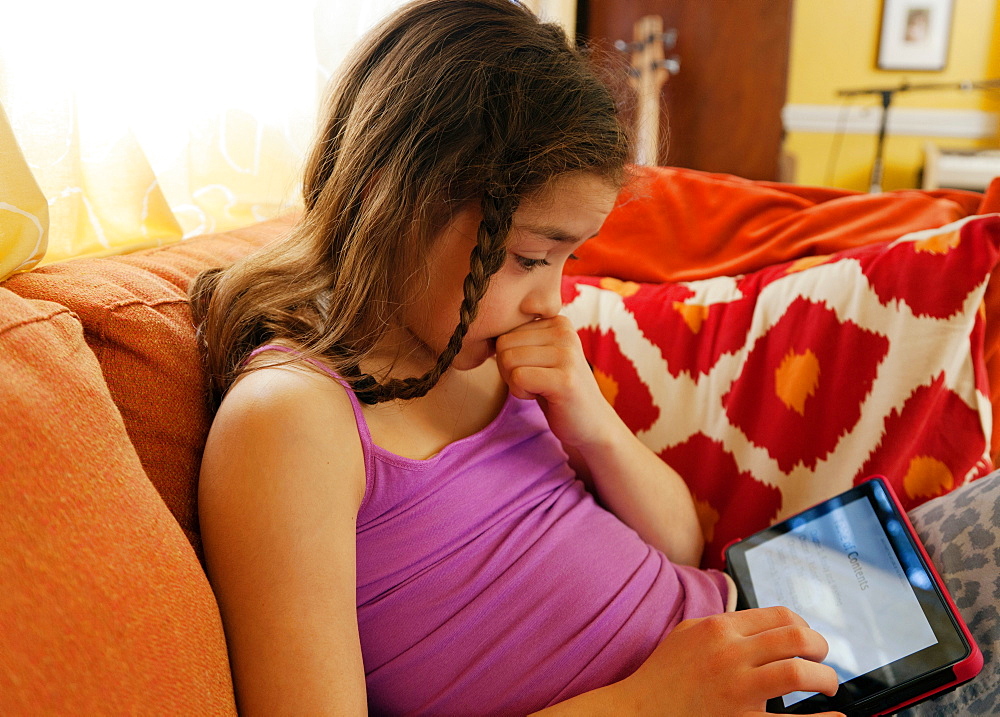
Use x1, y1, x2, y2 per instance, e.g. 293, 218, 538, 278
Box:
725, 476, 982, 716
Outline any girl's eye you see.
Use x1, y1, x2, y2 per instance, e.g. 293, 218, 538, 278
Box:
514, 255, 550, 271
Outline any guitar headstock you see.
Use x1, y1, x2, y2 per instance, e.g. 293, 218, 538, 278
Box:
615, 15, 680, 165
615, 15, 679, 97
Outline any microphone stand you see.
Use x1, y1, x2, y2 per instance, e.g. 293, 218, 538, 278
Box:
836, 79, 1000, 193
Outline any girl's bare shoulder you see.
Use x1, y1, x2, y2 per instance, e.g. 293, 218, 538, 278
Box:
202, 355, 366, 509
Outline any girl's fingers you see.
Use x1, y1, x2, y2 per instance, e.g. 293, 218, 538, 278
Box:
494, 319, 550, 343
495, 316, 576, 350
495, 345, 559, 398
752, 657, 840, 699
748, 624, 831, 666
672, 610, 837, 702
708, 605, 811, 637
496, 344, 561, 370
505, 365, 562, 399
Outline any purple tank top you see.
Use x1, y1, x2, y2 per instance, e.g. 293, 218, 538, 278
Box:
249, 345, 729, 715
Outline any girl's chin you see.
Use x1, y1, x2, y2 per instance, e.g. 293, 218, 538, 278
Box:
448, 339, 497, 372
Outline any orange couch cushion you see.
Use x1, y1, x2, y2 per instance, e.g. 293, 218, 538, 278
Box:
0, 288, 235, 714
981, 176, 1000, 214
4, 215, 295, 557
573, 165, 982, 283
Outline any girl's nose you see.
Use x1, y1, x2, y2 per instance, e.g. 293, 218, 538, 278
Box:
523, 278, 563, 319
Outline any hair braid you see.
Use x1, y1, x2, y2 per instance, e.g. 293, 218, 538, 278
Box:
354, 190, 516, 404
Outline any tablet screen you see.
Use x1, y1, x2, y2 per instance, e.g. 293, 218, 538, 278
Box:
725, 479, 975, 713
742, 494, 937, 706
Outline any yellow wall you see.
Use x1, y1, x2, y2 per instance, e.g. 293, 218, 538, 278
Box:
786, 0, 1000, 191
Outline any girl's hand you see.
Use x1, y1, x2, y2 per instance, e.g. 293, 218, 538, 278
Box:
496, 315, 705, 566
495, 315, 617, 449
620, 607, 843, 716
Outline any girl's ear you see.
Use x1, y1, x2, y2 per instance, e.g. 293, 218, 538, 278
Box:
447, 205, 487, 246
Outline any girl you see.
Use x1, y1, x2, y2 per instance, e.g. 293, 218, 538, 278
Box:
190, 0, 846, 714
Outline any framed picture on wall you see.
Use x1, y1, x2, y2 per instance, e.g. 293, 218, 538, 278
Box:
877, 0, 954, 71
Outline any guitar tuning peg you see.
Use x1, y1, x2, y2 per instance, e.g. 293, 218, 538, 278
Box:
656, 56, 681, 75
614, 39, 638, 52
646, 30, 678, 48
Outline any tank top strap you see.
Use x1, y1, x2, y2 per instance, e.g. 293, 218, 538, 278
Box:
245, 344, 375, 451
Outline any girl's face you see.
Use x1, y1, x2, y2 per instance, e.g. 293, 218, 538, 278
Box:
404, 172, 619, 372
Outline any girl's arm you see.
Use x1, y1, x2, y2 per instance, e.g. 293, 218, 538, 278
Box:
496, 315, 704, 566
563, 429, 703, 567
198, 364, 368, 716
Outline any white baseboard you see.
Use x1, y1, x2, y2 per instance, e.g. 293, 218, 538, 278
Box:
783, 103, 999, 139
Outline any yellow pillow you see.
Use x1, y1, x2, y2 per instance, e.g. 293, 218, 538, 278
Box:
0, 102, 48, 280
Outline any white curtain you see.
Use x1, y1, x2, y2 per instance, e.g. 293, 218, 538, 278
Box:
0, 0, 577, 273
0, 0, 411, 268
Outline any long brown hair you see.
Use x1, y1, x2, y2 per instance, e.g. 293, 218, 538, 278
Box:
190, 0, 631, 406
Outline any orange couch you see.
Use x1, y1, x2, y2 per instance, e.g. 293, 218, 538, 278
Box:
0, 167, 997, 713
0, 217, 293, 714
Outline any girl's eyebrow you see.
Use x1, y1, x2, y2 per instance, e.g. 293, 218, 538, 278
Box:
520, 224, 599, 243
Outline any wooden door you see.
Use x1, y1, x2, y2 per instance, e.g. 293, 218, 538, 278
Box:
579, 0, 793, 181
